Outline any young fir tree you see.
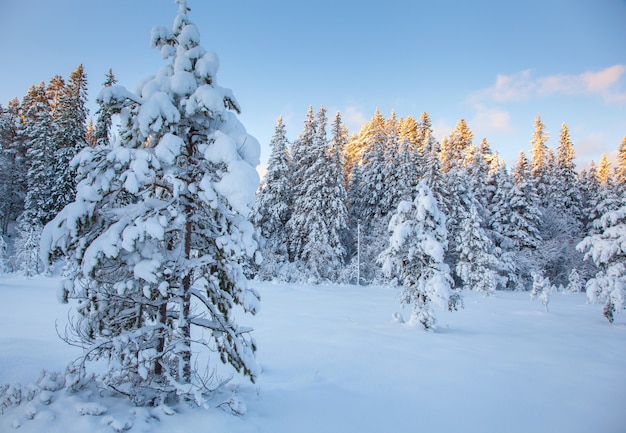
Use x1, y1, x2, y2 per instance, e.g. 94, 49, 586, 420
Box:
565, 268, 584, 293
251, 116, 291, 277
577, 200, 626, 322
530, 271, 552, 312
380, 181, 457, 330
41, 0, 261, 405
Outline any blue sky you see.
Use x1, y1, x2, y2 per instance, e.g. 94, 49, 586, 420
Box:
1, 0, 625, 170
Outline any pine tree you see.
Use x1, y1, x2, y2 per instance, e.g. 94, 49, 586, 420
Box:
398, 114, 419, 151
577, 202, 626, 322
379, 110, 402, 215
359, 108, 390, 222
455, 198, 498, 295
554, 123, 582, 219
94, 68, 118, 147
441, 118, 473, 173
616, 136, 626, 191
596, 153, 611, 185
41, 0, 261, 404
380, 181, 457, 330
486, 161, 517, 289
327, 111, 350, 264
0, 98, 26, 235
529, 115, 550, 183
251, 116, 291, 277
421, 131, 450, 216
286, 107, 348, 281
51, 64, 89, 216
20, 83, 57, 227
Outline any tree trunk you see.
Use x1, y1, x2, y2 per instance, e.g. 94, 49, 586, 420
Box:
180, 215, 193, 384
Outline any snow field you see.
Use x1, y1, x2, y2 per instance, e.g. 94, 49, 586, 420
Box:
1, 275, 625, 433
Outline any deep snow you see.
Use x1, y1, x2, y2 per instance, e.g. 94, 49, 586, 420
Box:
1, 274, 625, 433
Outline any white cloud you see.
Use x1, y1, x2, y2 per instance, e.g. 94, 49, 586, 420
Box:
472, 65, 626, 104
341, 104, 369, 133
470, 105, 515, 135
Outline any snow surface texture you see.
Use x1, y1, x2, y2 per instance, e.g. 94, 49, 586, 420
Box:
1, 275, 625, 433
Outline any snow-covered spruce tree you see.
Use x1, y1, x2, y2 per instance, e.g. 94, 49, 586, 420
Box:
51, 64, 89, 216
41, 0, 261, 405
616, 136, 626, 193
19, 82, 57, 227
286, 106, 347, 282
379, 181, 458, 330
577, 200, 626, 323
326, 111, 350, 269
251, 116, 292, 279
454, 198, 498, 295
565, 268, 584, 293
529, 115, 551, 204
0, 98, 26, 235
94, 68, 118, 147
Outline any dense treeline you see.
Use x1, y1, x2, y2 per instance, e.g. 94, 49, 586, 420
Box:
252, 106, 626, 322
1, 74, 625, 323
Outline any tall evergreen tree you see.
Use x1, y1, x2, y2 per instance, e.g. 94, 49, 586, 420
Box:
529, 115, 550, 181
359, 108, 390, 222
0, 98, 26, 235
41, 0, 261, 404
441, 118, 473, 173
553, 123, 582, 218
596, 153, 611, 185
20, 83, 57, 227
616, 136, 626, 191
51, 64, 89, 216
94, 68, 118, 147
287, 107, 347, 281
252, 116, 291, 261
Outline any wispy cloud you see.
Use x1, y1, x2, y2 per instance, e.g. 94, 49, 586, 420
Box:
471, 65, 626, 104
470, 104, 515, 135
341, 105, 369, 133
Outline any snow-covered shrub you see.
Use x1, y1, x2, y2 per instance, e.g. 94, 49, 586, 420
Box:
530, 271, 552, 312
577, 203, 626, 323
15, 223, 43, 276
0, 235, 9, 274
379, 182, 459, 330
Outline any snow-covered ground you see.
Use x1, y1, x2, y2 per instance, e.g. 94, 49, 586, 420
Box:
1, 274, 625, 433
